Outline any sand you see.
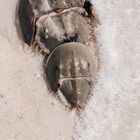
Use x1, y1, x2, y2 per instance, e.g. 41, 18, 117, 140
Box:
0, 0, 74, 140
0, 0, 140, 140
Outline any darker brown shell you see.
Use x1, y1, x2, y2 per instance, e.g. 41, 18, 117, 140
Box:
16, 0, 99, 54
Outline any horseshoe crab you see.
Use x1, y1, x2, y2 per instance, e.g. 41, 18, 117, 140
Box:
16, 0, 99, 111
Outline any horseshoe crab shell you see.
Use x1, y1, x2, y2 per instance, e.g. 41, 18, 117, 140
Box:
43, 42, 98, 110
16, 0, 100, 111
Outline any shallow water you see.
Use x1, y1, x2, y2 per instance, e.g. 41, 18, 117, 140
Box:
74, 0, 140, 140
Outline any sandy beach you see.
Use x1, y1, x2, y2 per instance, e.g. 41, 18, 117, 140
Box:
0, 0, 140, 140
0, 0, 74, 140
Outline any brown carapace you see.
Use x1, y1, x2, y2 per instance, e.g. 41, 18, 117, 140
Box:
16, 0, 99, 111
